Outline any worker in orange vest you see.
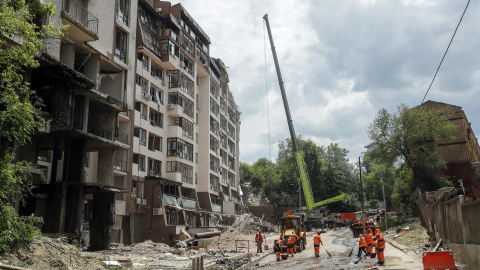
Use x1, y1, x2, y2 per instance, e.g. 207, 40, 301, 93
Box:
365, 228, 374, 254
290, 232, 298, 253
357, 234, 368, 257
373, 228, 381, 253
376, 234, 386, 265
313, 231, 323, 257
274, 239, 283, 261
255, 230, 264, 253
287, 235, 296, 257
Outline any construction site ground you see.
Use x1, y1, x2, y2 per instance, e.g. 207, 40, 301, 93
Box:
0, 219, 456, 270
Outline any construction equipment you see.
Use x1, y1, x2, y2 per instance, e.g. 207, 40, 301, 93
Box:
351, 211, 376, 237
262, 14, 350, 212
278, 212, 307, 252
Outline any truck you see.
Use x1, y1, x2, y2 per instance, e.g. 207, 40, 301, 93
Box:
351, 211, 376, 237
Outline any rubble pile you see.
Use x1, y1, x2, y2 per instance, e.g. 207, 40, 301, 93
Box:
207, 228, 252, 250
211, 258, 252, 270
0, 237, 104, 270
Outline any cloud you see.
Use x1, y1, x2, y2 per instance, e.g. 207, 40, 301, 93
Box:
173, 0, 480, 164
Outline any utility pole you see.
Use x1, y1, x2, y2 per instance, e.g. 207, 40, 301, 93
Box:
359, 156, 365, 237
381, 171, 387, 231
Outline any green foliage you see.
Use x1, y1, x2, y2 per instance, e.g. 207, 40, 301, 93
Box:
0, 0, 64, 254
367, 104, 456, 191
0, 205, 42, 255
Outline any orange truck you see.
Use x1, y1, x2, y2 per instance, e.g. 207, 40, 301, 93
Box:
351, 211, 376, 237
332, 212, 355, 222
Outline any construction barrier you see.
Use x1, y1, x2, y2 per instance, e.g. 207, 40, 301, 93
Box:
422, 251, 456, 270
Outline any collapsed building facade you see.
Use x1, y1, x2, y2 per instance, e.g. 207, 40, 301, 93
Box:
5, 0, 243, 249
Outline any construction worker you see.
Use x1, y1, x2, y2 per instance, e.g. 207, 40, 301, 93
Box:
255, 230, 264, 253
357, 234, 368, 257
290, 232, 298, 253
365, 228, 374, 254
287, 235, 296, 257
376, 234, 386, 265
274, 239, 283, 261
313, 231, 323, 257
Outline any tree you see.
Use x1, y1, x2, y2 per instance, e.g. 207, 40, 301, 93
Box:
367, 104, 456, 191
0, 0, 64, 254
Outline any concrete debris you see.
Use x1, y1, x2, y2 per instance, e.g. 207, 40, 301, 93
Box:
207, 228, 252, 250
211, 258, 252, 270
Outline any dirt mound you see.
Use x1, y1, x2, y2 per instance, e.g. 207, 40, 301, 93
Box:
130, 239, 171, 253
207, 229, 252, 250
0, 237, 104, 270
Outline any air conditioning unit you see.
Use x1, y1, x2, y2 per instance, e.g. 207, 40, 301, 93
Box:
153, 208, 164, 215
180, 62, 185, 68
155, 8, 162, 13
167, 104, 175, 110
134, 198, 142, 205
141, 199, 147, 205
196, 103, 200, 109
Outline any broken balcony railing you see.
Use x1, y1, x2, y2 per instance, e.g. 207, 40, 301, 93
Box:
163, 194, 178, 205
212, 203, 222, 213
62, 0, 98, 35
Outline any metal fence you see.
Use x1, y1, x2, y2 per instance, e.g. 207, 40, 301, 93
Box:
62, 0, 98, 34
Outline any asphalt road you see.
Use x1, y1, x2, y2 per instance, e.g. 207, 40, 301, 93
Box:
250, 228, 423, 270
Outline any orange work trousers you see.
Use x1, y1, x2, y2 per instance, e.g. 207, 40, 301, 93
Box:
276, 252, 281, 260
377, 249, 385, 264
314, 244, 320, 256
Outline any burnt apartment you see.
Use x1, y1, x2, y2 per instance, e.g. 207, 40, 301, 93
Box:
12, 0, 138, 249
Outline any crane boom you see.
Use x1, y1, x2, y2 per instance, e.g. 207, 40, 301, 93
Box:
263, 14, 347, 211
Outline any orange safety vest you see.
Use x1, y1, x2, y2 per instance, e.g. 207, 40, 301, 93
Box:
287, 236, 295, 245
359, 237, 367, 248
291, 233, 298, 242
366, 233, 373, 244
256, 233, 263, 242
313, 235, 321, 246
378, 237, 386, 249
276, 239, 283, 247
376, 228, 381, 235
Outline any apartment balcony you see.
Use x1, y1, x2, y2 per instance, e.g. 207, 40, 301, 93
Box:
113, 160, 127, 173
166, 104, 183, 117
115, 132, 129, 145
181, 197, 197, 209
163, 194, 179, 206
167, 125, 183, 138
61, 0, 99, 42
93, 130, 114, 141
210, 184, 220, 192
223, 194, 231, 202
147, 169, 161, 178
211, 203, 222, 213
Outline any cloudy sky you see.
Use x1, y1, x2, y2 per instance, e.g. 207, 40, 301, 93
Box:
172, 0, 480, 164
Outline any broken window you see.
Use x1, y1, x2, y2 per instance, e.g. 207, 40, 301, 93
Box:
151, 63, 164, 82
167, 138, 193, 161
149, 109, 163, 128
210, 98, 219, 116
133, 154, 145, 171
210, 154, 219, 172
148, 133, 162, 152
210, 117, 219, 135
147, 158, 161, 177
210, 136, 218, 153
210, 174, 220, 191
135, 102, 147, 120
115, 27, 127, 63
117, 0, 129, 25
133, 128, 146, 146
165, 208, 178, 226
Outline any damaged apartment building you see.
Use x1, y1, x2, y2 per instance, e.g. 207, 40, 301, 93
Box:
4, 0, 243, 248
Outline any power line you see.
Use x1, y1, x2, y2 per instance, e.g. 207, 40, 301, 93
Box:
418, 0, 471, 108
409, 0, 471, 128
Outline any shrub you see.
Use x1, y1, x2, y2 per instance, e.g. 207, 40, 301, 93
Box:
0, 204, 43, 254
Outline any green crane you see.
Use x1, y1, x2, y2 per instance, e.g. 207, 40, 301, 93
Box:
263, 14, 349, 211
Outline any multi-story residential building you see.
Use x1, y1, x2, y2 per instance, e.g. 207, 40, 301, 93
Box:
126, 1, 242, 245
6, 0, 138, 249
5, 0, 242, 248
422, 101, 480, 198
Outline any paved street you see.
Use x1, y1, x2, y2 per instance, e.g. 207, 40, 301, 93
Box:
251, 228, 423, 269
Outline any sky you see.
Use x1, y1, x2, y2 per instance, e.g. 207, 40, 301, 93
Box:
172, 0, 480, 165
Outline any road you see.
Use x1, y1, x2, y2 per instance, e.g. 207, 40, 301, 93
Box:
251, 228, 424, 270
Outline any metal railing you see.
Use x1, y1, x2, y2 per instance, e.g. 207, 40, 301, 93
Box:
115, 132, 129, 144
62, 0, 98, 35
94, 130, 113, 140
163, 194, 178, 205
